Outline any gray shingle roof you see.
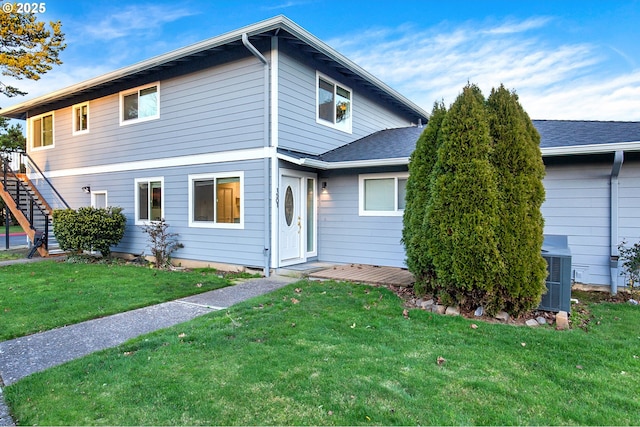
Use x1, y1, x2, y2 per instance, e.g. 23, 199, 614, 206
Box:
533, 120, 640, 148
318, 126, 424, 162
307, 120, 640, 164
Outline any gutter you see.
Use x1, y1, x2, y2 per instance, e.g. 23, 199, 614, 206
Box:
610, 150, 624, 294
541, 141, 640, 156
242, 33, 271, 278
276, 152, 410, 170
1, 15, 429, 122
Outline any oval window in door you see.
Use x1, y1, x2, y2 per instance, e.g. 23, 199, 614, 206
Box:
284, 186, 294, 226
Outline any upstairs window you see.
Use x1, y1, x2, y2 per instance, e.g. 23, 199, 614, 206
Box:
317, 72, 352, 133
73, 102, 89, 135
120, 83, 159, 125
31, 112, 54, 149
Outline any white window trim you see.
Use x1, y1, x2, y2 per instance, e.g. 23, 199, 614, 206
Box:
316, 71, 352, 134
29, 111, 55, 151
90, 190, 108, 208
72, 102, 90, 136
134, 177, 164, 225
119, 82, 160, 126
188, 171, 245, 229
358, 172, 408, 217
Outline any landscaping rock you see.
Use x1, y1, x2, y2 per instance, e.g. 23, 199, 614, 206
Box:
495, 311, 510, 321
474, 306, 484, 317
435, 305, 446, 314
525, 319, 539, 327
420, 299, 434, 310
556, 311, 569, 330
445, 306, 460, 316
536, 316, 547, 325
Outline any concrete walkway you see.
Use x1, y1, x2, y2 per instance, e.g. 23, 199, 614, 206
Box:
0, 275, 297, 426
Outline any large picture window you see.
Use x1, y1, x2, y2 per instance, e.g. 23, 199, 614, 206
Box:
120, 83, 159, 125
316, 72, 352, 133
135, 177, 163, 223
31, 112, 54, 149
189, 172, 244, 229
359, 173, 408, 216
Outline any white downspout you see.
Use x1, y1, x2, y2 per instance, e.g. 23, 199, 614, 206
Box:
610, 150, 624, 294
242, 33, 271, 277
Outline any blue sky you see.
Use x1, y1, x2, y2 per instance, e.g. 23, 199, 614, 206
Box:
3, 0, 640, 120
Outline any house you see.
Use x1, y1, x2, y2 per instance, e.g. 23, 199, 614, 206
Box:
0, 15, 427, 270
1, 16, 639, 293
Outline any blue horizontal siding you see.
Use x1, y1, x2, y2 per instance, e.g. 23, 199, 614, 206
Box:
41, 159, 268, 268
277, 49, 413, 155
29, 54, 267, 172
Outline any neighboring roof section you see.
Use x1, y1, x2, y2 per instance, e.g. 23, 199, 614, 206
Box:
0, 15, 428, 123
278, 120, 640, 170
534, 120, 640, 147
534, 120, 640, 156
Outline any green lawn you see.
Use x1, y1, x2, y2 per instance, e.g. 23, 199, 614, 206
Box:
0, 260, 231, 341
4, 280, 639, 425
0, 226, 25, 235
0, 248, 28, 261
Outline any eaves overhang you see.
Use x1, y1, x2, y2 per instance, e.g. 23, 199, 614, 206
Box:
540, 141, 640, 156
0, 15, 429, 122
277, 152, 410, 170
279, 140, 640, 171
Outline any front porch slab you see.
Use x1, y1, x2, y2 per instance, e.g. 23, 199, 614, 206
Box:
309, 263, 414, 287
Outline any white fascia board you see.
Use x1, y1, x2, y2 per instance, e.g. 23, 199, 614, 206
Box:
1, 16, 429, 122
541, 141, 640, 156
277, 152, 409, 170
282, 19, 429, 120
0, 17, 286, 118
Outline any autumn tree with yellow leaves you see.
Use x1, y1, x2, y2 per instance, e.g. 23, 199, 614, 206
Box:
0, 7, 66, 97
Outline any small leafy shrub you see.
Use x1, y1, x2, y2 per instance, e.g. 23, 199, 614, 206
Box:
618, 240, 640, 299
53, 207, 126, 257
140, 219, 184, 269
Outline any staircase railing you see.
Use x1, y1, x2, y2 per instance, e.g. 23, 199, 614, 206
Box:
1, 148, 70, 255
4, 148, 70, 210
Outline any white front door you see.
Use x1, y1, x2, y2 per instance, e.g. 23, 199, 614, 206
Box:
280, 175, 302, 264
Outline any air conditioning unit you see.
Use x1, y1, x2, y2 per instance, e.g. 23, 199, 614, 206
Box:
540, 235, 572, 313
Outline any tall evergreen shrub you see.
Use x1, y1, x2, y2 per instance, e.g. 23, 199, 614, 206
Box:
402, 101, 446, 295
425, 84, 504, 308
487, 85, 547, 314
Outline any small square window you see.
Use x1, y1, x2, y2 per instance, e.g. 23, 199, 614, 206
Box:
316, 73, 352, 133
31, 112, 54, 149
73, 103, 89, 135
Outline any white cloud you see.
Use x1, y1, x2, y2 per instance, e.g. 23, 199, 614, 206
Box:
79, 4, 197, 42
329, 18, 640, 120
261, 1, 312, 10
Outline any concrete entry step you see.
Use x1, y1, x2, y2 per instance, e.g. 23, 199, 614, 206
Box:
308, 263, 414, 287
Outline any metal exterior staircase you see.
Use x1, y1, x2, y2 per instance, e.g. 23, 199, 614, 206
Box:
1, 150, 69, 257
